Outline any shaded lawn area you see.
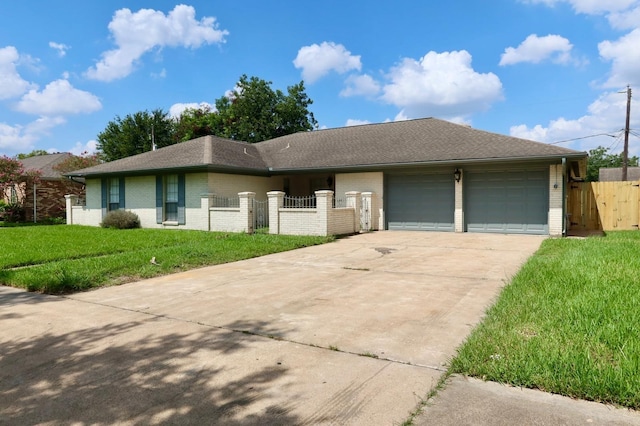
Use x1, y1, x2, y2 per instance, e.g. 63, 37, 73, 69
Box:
1, 225, 332, 294
451, 231, 640, 409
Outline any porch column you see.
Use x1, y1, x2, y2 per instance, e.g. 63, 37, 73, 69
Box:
315, 190, 333, 236
549, 164, 563, 236
267, 191, 284, 234
361, 192, 374, 231
454, 169, 464, 232
65, 194, 77, 225
239, 192, 256, 234
346, 191, 362, 233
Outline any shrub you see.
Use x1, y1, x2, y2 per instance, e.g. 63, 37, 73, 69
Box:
100, 210, 141, 229
0, 202, 25, 222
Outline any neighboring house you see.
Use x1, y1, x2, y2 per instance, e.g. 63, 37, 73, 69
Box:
4, 153, 84, 222
598, 167, 640, 181
66, 118, 587, 236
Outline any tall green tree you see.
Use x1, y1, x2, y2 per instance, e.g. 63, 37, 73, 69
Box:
174, 75, 318, 143
97, 109, 175, 162
174, 105, 223, 142
587, 146, 639, 181
16, 150, 49, 159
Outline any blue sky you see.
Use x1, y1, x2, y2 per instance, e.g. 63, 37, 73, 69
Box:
1, 0, 639, 158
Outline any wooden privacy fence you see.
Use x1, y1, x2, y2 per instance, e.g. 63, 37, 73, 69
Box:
568, 180, 640, 231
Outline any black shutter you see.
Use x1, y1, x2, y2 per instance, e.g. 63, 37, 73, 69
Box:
156, 176, 163, 224
177, 174, 186, 225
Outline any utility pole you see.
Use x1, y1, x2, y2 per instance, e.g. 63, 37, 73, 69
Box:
622, 85, 632, 181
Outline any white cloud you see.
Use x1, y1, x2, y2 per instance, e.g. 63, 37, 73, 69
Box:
500, 34, 574, 66
522, 0, 637, 14
69, 140, 98, 156
510, 91, 639, 154
168, 102, 214, 118
598, 29, 640, 88
381, 50, 503, 120
49, 41, 70, 57
0, 116, 66, 153
15, 79, 102, 116
0, 46, 36, 100
608, 6, 640, 29
340, 74, 381, 97
151, 68, 167, 79
293, 42, 361, 83
86, 5, 228, 82
345, 119, 371, 127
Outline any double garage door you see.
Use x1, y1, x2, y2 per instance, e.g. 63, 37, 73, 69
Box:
385, 169, 549, 235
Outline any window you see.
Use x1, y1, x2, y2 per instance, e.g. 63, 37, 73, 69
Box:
164, 175, 178, 221
109, 178, 120, 211
102, 177, 124, 215
10, 186, 17, 204
156, 174, 185, 225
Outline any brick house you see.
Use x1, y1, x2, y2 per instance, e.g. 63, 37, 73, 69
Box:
13, 153, 85, 222
65, 118, 587, 236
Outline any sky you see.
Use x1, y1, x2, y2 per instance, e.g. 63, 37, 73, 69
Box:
1, 0, 640, 159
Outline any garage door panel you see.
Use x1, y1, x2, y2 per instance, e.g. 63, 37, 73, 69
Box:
465, 169, 548, 235
387, 174, 454, 231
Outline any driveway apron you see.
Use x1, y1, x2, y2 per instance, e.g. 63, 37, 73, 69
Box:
1, 232, 544, 425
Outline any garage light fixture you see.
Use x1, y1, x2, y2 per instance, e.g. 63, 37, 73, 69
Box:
454, 168, 462, 183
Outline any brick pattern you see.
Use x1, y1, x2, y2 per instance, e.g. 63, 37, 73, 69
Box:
23, 179, 84, 222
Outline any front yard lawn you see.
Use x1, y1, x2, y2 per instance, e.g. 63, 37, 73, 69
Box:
1, 225, 332, 294
451, 231, 640, 409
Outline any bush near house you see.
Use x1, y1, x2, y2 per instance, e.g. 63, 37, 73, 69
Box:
101, 210, 141, 229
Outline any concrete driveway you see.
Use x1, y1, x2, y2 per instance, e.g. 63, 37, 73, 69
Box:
1, 231, 544, 425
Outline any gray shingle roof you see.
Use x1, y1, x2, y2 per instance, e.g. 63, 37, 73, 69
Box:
257, 118, 584, 171
20, 153, 72, 179
68, 135, 267, 177
68, 118, 586, 177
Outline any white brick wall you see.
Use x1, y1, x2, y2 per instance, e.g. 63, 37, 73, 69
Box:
548, 164, 564, 236
328, 208, 357, 235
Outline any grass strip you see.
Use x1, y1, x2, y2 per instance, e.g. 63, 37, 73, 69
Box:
450, 231, 640, 409
1, 226, 332, 293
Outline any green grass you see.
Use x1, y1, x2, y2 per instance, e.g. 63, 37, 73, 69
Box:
0, 225, 332, 294
451, 231, 640, 409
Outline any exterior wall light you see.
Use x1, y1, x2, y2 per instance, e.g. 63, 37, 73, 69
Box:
454, 168, 462, 183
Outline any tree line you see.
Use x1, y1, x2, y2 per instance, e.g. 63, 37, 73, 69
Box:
98, 75, 317, 162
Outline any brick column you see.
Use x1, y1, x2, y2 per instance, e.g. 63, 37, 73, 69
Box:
64, 194, 77, 225
239, 192, 256, 234
346, 191, 362, 233
267, 191, 284, 234
201, 194, 212, 231
315, 190, 333, 236
454, 169, 464, 233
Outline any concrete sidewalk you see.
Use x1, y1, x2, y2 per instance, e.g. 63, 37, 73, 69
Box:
4, 231, 606, 425
416, 375, 640, 426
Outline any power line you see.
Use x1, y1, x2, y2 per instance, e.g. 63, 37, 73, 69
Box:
548, 132, 620, 145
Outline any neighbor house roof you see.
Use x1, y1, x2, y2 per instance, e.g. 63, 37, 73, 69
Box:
67, 118, 586, 178
20, 153, 73, 180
